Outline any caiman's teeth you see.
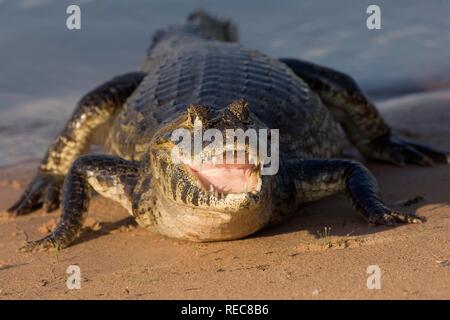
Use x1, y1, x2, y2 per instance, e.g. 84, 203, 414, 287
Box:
212, 156, 217, 165
253, 157, 258, 166
209, 185, 214, 192
243, 181, 248, 193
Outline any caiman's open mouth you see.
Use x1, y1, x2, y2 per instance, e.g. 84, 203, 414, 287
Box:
183, 152, 262, 196
186, 163, 261, 194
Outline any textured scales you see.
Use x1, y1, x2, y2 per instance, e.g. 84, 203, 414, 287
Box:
8, 11, 448, 252
107, 37, 343, 161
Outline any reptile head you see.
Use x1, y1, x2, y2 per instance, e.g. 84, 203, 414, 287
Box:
149, 99, 273, 221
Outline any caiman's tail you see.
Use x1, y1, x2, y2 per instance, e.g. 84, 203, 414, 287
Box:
145, 10, 239, 65
187, 10, 239, 42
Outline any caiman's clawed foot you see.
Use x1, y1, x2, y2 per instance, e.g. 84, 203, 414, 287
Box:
19, 233, 66, 253
7, 173, 64, 215
360, 132, 449, 166
364, 209, 426, 226
287, 159, 427, 227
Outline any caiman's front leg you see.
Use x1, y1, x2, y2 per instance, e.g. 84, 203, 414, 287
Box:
8, 72, 146, 215
20, 154, 139, 252
280, 58, 449, 166
287, 159, 425, 225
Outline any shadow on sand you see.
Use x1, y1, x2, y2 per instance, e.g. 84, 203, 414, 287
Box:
252, 163, 450, 240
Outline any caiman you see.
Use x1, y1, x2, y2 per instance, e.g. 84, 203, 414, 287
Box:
8, 11, 449, 251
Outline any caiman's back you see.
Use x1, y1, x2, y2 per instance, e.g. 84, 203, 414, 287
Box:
107, 11, 343, 160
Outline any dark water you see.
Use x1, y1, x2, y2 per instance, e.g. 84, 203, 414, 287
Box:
1, 0, 450, 166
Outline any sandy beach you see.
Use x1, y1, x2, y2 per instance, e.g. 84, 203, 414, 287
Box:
0, 89, 449, 299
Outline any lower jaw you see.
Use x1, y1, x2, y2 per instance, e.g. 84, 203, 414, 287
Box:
150, 192, 272, 241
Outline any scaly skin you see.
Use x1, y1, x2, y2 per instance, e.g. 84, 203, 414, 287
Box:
20, 155, 139, 251
8, 11, 447, 252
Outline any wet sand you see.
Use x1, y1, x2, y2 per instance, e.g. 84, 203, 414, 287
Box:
0, 89, 449, 299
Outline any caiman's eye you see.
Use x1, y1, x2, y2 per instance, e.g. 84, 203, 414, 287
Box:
227, 99, 250, 123
186, 104, 209, 126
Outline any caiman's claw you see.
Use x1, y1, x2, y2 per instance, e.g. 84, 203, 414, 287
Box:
19, 233, 64, 253
8, 173, 64, 216
365, 209, 426, 226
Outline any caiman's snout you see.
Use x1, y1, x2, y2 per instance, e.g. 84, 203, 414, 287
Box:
181, 99, 265, 196
150, 99, 271, 212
